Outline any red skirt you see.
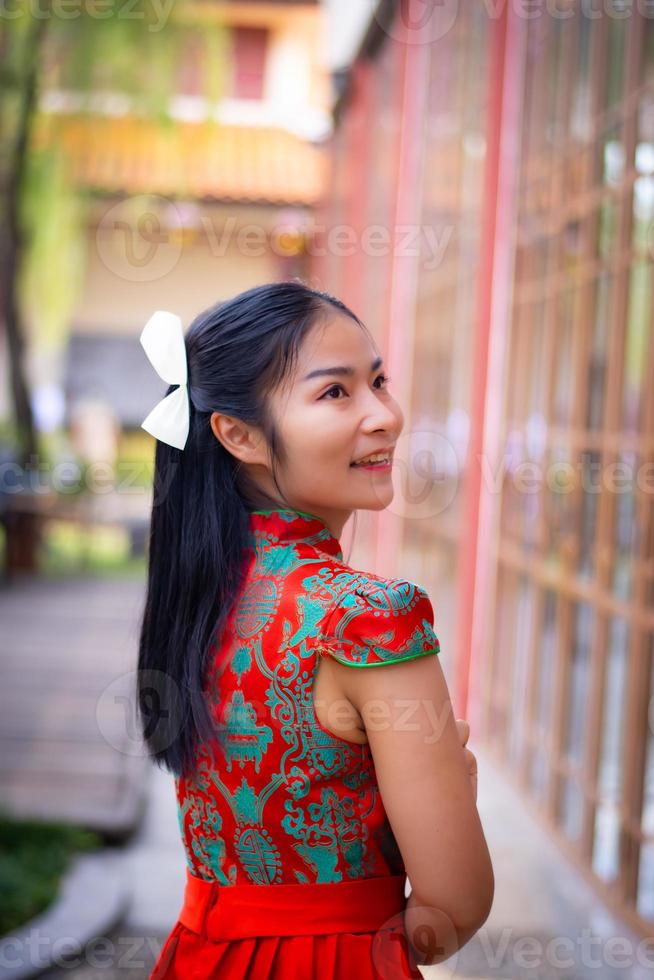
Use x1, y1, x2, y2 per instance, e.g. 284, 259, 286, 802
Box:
150, 869, 422, 979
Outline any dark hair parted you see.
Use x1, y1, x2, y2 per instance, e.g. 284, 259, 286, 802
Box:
136, 280, 364, 780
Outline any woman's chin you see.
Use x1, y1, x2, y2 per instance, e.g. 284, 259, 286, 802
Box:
355, 485, 395, 511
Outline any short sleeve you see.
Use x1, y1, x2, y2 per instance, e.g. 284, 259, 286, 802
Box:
318, 573, 440, 668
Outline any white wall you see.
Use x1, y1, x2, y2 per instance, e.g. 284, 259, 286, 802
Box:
69, 202, 293, 337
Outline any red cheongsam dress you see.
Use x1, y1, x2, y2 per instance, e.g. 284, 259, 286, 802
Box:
150, 507, 441, 980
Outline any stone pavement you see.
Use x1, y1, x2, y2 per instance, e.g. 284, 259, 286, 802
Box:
0, 574, 150, 836
0, 571, 174, 978
39, 762, 185, 979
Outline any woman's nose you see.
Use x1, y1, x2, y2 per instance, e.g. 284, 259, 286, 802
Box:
363, 390, 403, 434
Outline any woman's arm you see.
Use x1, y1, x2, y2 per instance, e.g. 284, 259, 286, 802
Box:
331, 653, 494, 966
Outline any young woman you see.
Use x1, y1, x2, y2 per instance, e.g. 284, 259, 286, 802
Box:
138, 281, 494, 979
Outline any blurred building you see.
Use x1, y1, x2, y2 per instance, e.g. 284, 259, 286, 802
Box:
30, 0, 329, 432
314, 0, 654, 938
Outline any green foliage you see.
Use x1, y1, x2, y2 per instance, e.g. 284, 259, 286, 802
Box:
17, 140, 89, 352
0, 420, 20, 455
48, 3, 184, 119
0, 810, 101, 935
1, 0, 229, 374
41, 0, 226, 121
41, 520, 147, 578
0, 5, 41, 94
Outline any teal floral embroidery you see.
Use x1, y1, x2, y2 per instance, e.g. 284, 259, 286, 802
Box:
281, 788, 366, 883
230, 644, 253, 682
258, 542, 299, 577
234, 827, 282, 884
286, 592, 332, 650
179, 791, 233, 884
232, 778, 259, 824
221, 690, 273, 772
320, 573, 440, 666
236, 578, 280, 639
286, 764, 310, 800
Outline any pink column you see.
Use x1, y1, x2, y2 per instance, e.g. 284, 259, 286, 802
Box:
455, 2, 525, 721
375, 7, 431, 578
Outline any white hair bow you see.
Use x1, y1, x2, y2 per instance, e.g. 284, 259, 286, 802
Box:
139, 310, 190, 450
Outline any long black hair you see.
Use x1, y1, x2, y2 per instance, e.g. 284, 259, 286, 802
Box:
136, 280, 364, 780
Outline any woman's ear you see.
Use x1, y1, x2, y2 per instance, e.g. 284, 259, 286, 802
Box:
210, 411, 267, 465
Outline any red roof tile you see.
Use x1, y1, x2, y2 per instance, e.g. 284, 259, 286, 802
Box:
33, 112, 327, 205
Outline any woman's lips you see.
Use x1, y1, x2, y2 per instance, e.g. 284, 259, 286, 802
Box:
350, 458, 392, 471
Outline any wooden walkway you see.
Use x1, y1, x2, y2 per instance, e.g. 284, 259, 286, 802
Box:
0, 574, 151, 839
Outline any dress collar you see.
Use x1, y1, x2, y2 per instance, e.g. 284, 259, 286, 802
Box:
248, 507, 343, 561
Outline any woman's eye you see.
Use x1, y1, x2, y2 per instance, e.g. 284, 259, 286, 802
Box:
321, 384, 346, 400
320, 375, 391, 400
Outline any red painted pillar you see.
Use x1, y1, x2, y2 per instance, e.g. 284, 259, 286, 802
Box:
454, 3, 513, 719
375, 5, 431, 578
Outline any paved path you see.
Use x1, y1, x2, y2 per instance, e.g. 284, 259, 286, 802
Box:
0, 574, 150, 836
39, 762, 186, 979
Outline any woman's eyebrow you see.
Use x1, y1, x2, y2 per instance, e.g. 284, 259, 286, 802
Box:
302, 355, 383, 381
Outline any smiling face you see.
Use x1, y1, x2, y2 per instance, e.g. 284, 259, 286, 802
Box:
269, 313, 404, 532
212, 311, 404, 539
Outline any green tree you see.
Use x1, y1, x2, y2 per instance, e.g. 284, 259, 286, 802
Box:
0, 0, 228, 462
0, 0, 227, 567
